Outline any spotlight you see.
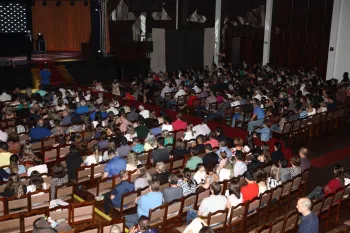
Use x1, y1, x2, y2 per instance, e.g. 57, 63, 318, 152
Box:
70, 0, 74, 6
42, 0, 47, 6
83, 0, 88, 6
56, 1, 61, 6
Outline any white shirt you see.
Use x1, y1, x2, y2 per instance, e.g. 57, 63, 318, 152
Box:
27, 164, 48, 176
161, 86, 174, 98
174, 89, 186, 99
107, 107, 119, 115
193, 170, 206, 184
162, 124, 173, 132
225, 190, 243, 207
193, 124, 211, 137
125, 133, 138, 142
84, 155, 97, 166
231, 100, 241, 107
183, 132, 195, 141
0, 130, 8, 142
0, 93, 11, 102
198, 195, 227, 216
219, 168, 231, 181
139, 110, 150, 119
233, 161, 247, 177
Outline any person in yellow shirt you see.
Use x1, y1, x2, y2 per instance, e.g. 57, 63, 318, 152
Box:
0, 142, 12, 167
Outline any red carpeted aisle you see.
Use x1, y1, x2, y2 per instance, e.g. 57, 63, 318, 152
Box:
311, 146, 350, 168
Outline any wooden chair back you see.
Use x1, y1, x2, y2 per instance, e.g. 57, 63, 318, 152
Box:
70, 202, 95, 226
0, 214, 21, 233
23, 209, 46, 232
7, 194, 29, 214
101, 218, 125, 233
55, 182, 74, 201
76, 165, 93, 184
30, 189, 50, 210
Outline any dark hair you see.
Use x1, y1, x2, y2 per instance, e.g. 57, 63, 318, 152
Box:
205, 144, 213, 151
138, 216, 151, 231
120, 136, 128, 145
275, 141, 282, 150
255, 168, 267, 183
199, 227, 215, 233
0, 141, 8, 151
196, 135, 204, 144
228, 178, 241, 199
169, 174, 178, 185
183, 168, 194, 187
279, 159, 288, 168
210, 182, 221, 195
290, 156, 301, 166
334, 171, 345, 185
190, 148, 199, 156
69, 145, 78, 153
157, 137, 165, 147
29, 171, 43, 189
52, 163, 67, 179
150, 179, 160, 192
244, 171, 254, 181
235, 150, 244, 161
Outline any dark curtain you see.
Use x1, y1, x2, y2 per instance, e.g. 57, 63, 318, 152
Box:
165, 29, 204, 72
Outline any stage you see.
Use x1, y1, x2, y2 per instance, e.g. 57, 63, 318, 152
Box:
0, 51, 87, 66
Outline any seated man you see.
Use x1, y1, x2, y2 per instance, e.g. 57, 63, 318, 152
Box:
104, 170, 135, 214
186, 182, 230, 224
162, 174, 183, 203
129, 216, 159, 233
29, 119, 52, 143
102, 154, 127, 178
125, 179, 163, 228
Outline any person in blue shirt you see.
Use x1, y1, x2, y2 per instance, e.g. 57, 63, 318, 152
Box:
215, 139, 233, 158
125, 179, 163, 228
39, 64, 51, 86
247, 99, 265, 132
29, 119, 52, 142
104, 170, 135, 214
255, 120, 271, 142
102, 155, 127, 178
326, 96, 337, 111
297, 197, 319, 233
76, 100, 89, 115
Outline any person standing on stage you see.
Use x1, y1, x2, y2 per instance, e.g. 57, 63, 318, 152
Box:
25, 30, 33, 61
40, 63, 51, 87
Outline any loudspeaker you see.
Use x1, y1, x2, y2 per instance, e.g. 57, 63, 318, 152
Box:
128, 0, 162, 12
232, 37, 240, 65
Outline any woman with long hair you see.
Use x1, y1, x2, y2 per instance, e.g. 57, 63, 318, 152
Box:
170, 140, 187, 160
125, 125, 137, 142
256, 168, 268, 195
144, 132, 157, 151
183, 124, 195, 141
3, 173, 26, 198
225, 178, 242, 207
134, 165, 151, 190
50, 163, 68, 200
26, 171, 44, 193
126, 151, 140, 171
177, 168, 196, 196
7, 154, 26, 175
7, 132, 21, 154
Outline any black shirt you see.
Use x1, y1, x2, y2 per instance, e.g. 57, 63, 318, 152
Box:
203, 152, 219, 171
151, 148, 170, 163
65, 152, 83, 181
192, 144, 205, 154
0, 168, 9, 181
153, 171, 170, 183
16, 108, 30, 118
271, 150, 285, 164
170, 148, 187, 160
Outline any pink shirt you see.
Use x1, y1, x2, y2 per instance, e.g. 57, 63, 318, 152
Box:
171, 119, 188, 131
204, 139, 219, 148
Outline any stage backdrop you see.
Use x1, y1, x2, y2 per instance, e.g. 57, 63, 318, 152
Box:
31, 0, 91, 51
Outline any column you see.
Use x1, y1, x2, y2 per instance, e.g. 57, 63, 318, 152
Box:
214, 0, 222, 64
262, 0, 273, 65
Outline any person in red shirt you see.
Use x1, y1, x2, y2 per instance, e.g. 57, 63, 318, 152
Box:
171, 113, 188, 131
241, 171, 259, 202
307, 170, 344, 200
187, 89, 198, 107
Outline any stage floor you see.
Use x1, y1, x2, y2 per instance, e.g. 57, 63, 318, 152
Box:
0, 51, 86, 66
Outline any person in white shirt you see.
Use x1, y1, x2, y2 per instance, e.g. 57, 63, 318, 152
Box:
193, 120, 211, 137
193, 165, 207, 184
139, 105, 150, 119
106, 102, 119, 115
161, 118, 173, 132
0, 91, 12, 102
174, 85, 186, 99
233, 151, 247, 177
160, 82, 174, 99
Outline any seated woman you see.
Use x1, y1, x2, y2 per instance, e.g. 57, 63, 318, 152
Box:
178, 168, 197, 196
183, 124, 196, 141
288, 157, 302, 179
204, 131, 219, 148
26, 171, 44, 193
144, 132, 157, 152
170, 140, 187, 160
225, 178, 243, 207
126, 151, 141, 171
2, 173, 27, 198
152, 162, 170, 183
5, 154, 26, 175
134, 165, 151, 190
256, 169, 268, 195
84, 144, 104, 166
50, 163, 69, 200
162, 130, 173, 147
7, 132, 21, 155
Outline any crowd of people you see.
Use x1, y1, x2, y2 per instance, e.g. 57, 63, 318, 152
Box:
0, 62, 349, 232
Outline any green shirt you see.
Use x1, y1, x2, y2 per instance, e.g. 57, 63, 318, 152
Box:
186, 156, 203, 170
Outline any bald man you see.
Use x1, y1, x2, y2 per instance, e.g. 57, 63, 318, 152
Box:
296, 198, 319, 233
